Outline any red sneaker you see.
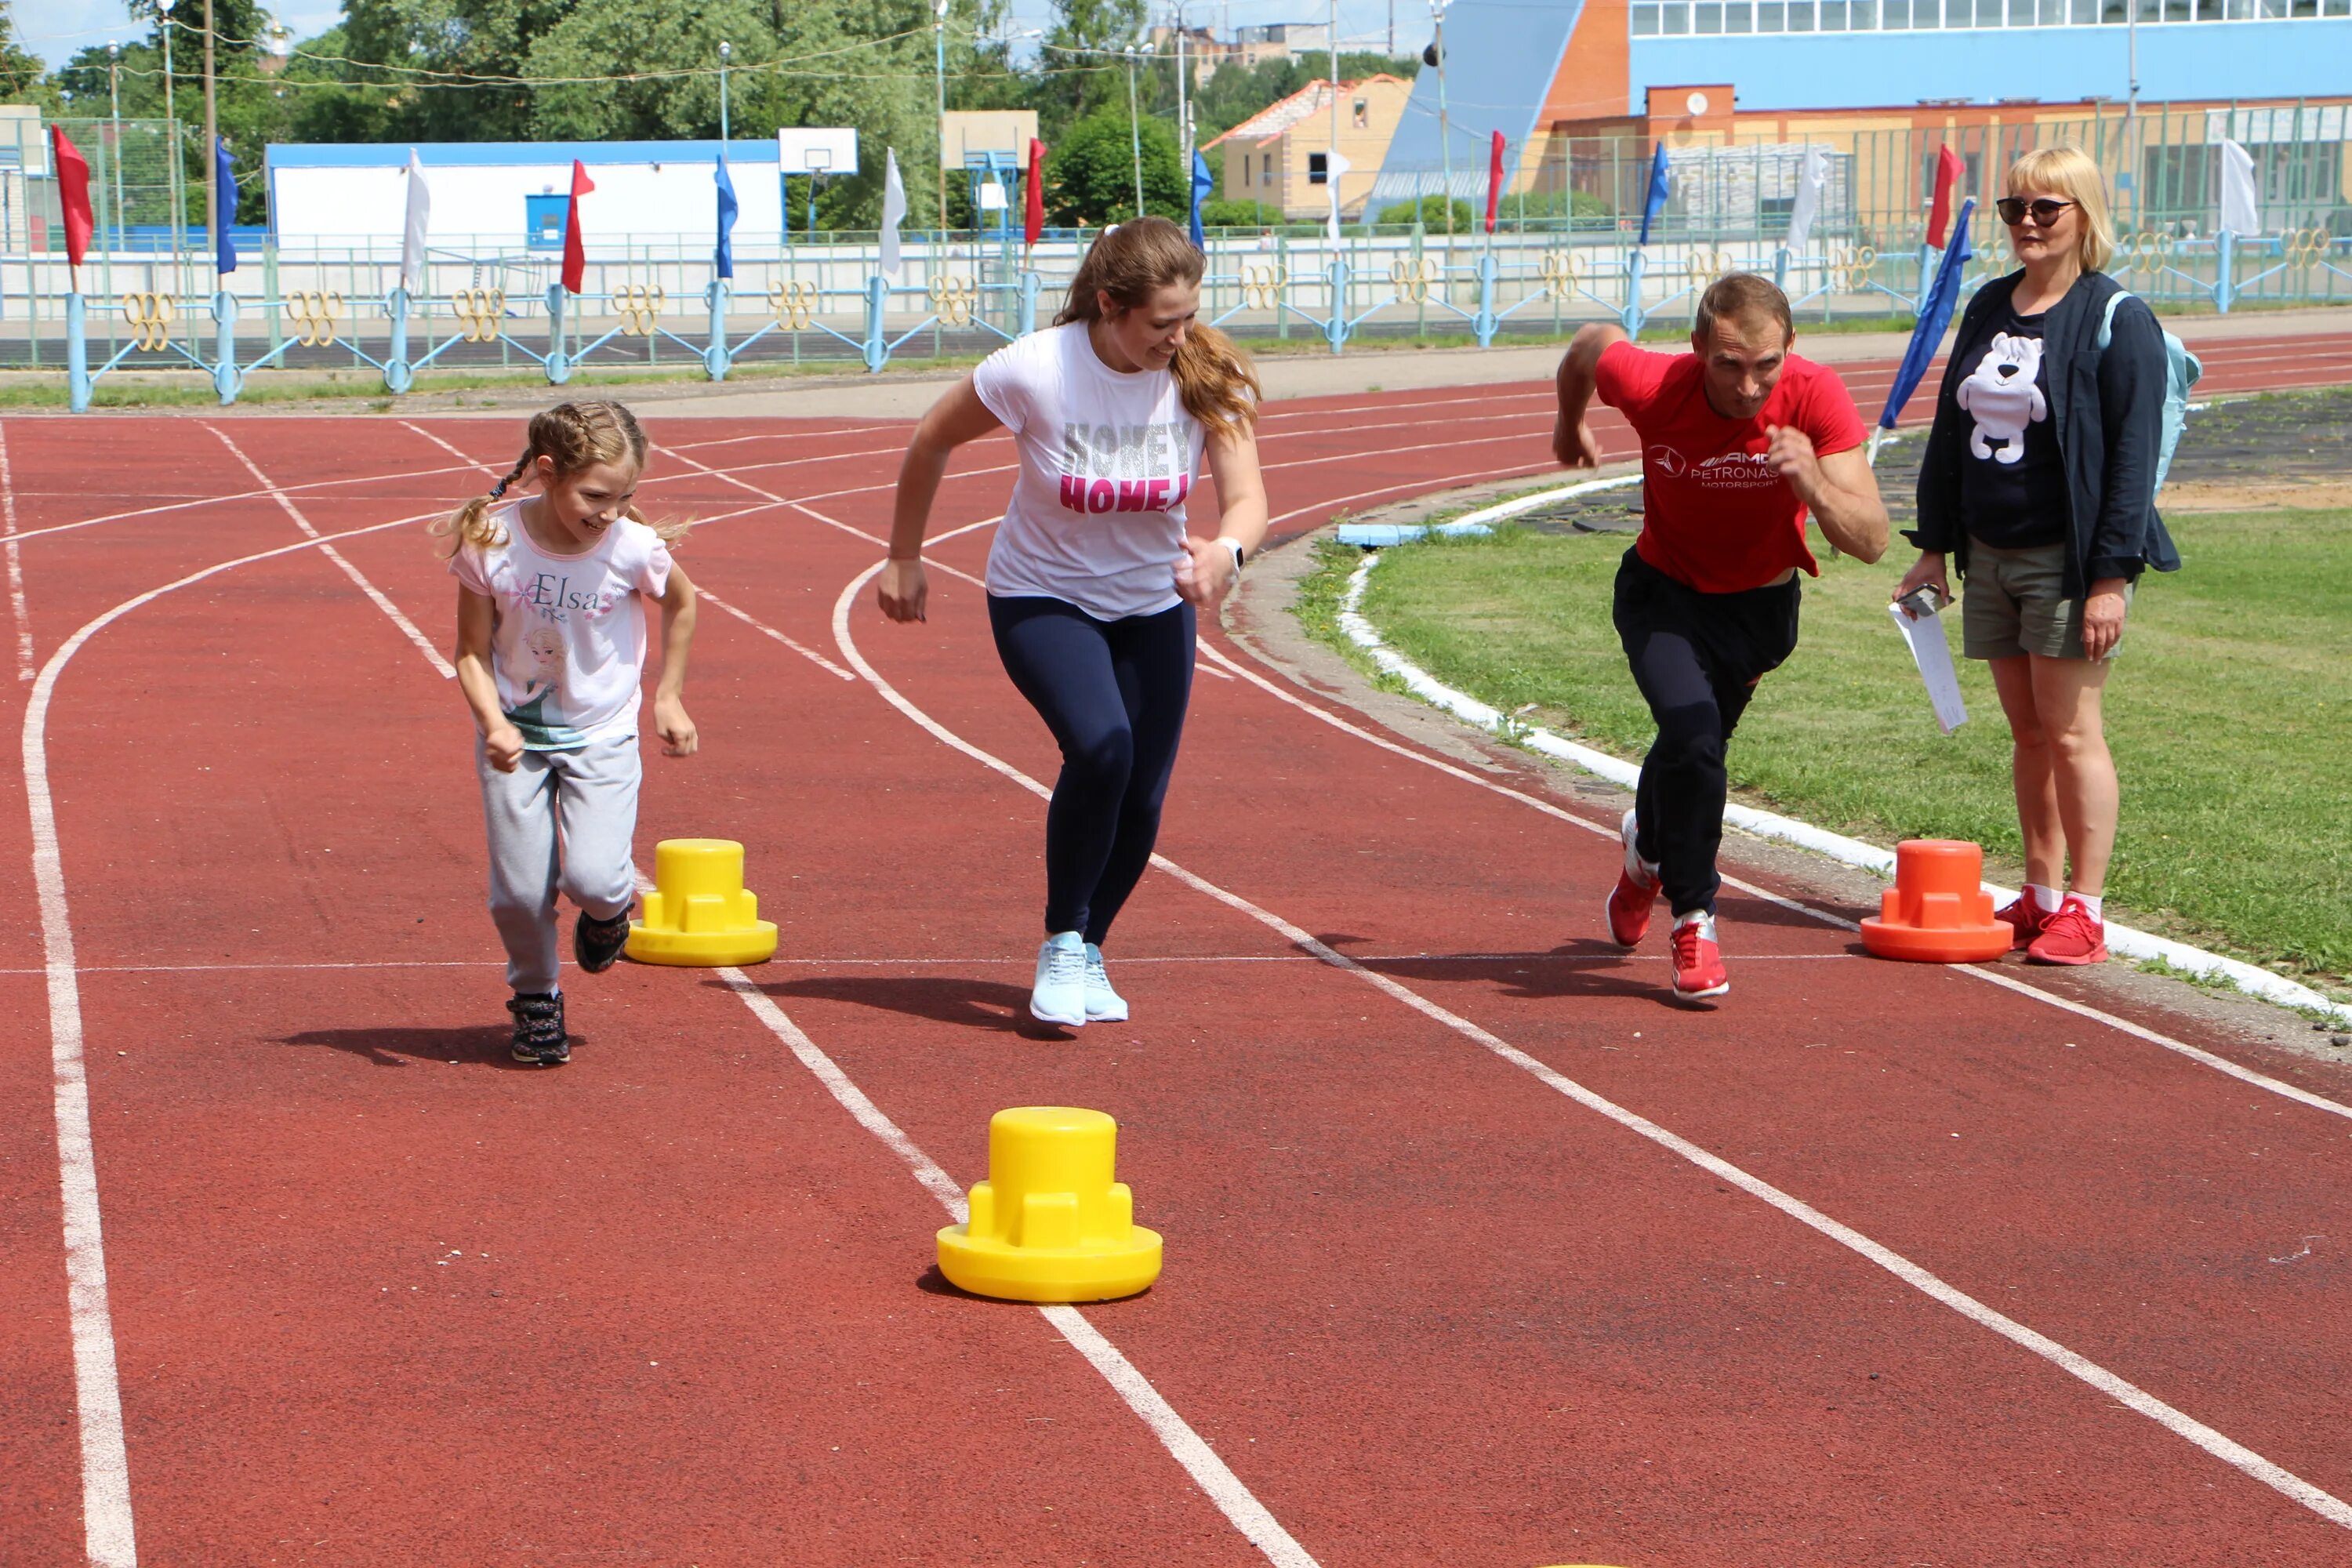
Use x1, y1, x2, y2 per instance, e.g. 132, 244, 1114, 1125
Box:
1670, 912, 1730, 1000
1606, 808, 1661, 948
2026, 896, 2108, 966
1994, 893, 2049, 950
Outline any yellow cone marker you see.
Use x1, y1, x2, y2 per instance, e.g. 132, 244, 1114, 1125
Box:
624, 838, 779, 967
937, 1108, 1163, 1304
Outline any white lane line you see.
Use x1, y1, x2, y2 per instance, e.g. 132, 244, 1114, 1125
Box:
694, 586, 858, 682
0, 422, 33, 681
0, 949, 1864, 978
204, 426, 455, 680
1214, 568, 2352, 1099
5, 456, 492, 546
717, 971, 1321, 1568
19, 510, 425, 1568
830, 553, 2352, 1535
69, 470, 1313, 1568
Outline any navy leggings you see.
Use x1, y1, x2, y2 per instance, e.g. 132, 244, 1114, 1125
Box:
989, 595, 1196, 944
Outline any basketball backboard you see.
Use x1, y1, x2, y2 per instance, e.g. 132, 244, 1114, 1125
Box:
778, 128, 858, 176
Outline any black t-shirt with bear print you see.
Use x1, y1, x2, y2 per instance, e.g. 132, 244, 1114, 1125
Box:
1954, 302, 2068, 550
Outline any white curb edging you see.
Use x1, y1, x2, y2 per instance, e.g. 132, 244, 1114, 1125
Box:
1333, 477, 2352, 1029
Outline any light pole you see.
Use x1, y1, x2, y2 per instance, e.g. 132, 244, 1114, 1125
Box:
108, 42, 126, 256
934, 0, 950, 234
1327, 0, 1341, 231
718, 39, 731, 141
158, 0, 182, 285
1429, 0, 1454, 239
1125, 44, 1145, 219
1174, 6, 1192, 174
201, 0, 219, 266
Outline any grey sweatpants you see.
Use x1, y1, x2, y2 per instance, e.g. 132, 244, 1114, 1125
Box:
477, 733, 641, 994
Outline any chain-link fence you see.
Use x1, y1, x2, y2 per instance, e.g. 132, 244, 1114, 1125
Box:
1, 104, 2347, 390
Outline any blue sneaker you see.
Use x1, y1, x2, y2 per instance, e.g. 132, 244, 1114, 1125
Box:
1083, 943, 1128, 1022
1030, 932, 1088, 1027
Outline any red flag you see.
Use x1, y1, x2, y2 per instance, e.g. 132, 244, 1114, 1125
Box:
1926, 143, 1965, 249
561, 159, 596, 294
1485, 130, 1506, 236
52, 126, 94, 270
1024, 138, 1047, 251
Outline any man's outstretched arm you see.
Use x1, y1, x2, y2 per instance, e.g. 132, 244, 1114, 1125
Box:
1553, 321, 1630, 469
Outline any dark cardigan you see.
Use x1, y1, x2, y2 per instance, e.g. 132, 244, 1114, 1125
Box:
1907, 268, 2181, 598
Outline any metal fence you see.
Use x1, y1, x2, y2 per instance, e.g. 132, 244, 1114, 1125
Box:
4, 105, 2350, 405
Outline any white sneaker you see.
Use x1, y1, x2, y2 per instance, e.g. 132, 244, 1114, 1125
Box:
1083, 943, 1128, 1022
1030, 931, 1089, 1026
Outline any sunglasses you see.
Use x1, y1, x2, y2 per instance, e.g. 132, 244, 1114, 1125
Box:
1997, 196, 2078, 227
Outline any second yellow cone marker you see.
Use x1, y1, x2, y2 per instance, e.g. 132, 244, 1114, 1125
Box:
937, 1107, 1163, 1304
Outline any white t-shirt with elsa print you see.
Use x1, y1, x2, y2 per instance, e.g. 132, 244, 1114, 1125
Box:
971, 321, 1208, 622
448, 502, 673, 750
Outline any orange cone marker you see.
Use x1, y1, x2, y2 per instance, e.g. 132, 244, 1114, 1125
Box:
1859, 839, 2013, 963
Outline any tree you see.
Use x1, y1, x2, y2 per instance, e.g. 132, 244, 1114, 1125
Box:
1378, 194, 1473, 230
1035, 0, 1144, 140
1, 6, 59, 107
1047, 104, 1181, 226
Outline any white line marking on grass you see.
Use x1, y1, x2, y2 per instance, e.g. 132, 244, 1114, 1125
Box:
205, 426, 454, 679
715, 970, 1322, 1568
20, 510, 429, 1568
1327, 535, 2352, 1039
832, 550, 2352, 1536
0, 422, 34, 681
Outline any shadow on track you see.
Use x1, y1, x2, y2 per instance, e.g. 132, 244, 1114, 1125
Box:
750, 975, 1081, 1040
276, 1023, 549, 1069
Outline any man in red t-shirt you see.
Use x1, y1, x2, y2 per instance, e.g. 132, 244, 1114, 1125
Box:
1552, 274, 1889, 1000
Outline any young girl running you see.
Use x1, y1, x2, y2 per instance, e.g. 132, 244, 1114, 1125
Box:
879, 216, 1270, 1028
436, 401, 699, 1065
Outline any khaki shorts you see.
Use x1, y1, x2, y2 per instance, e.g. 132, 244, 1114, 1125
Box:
1961, 539, 2132, 662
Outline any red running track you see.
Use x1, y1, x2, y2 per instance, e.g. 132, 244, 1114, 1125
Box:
2, 338, 2350, 1567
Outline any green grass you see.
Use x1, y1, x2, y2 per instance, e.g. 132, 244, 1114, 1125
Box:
1295, 511, 2352, 996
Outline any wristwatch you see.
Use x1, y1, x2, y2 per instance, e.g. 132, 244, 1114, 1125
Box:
1218, 537, 1247, 576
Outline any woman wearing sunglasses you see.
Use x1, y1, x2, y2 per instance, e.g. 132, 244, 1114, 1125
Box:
1894, 145, 2180, 966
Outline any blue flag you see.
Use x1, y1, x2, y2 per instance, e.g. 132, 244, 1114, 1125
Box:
1189, 151, 1214, 249
213, 136, 238, 274
714, 153, 739, 280
1637, 142, 1670, 246
1878, 197, 1976, 431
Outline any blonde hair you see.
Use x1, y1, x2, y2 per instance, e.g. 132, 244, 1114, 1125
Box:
1054, 216, 1261, 445
2006, 145, 2116, 274
433, 400, 685, 555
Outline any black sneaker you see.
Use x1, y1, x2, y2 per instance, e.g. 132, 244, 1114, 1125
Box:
574, 907, 632, 975
506, 991, 568, 1065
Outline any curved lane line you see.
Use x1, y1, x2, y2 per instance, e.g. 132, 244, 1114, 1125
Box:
829, 550, 2352, 1536
21, 510, 428, 1568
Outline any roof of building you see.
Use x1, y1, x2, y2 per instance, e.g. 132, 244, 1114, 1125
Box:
1203, 74, 1410, 149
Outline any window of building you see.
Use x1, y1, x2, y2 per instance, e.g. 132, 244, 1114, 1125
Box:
1627, 0, 2336, 26
1265, 152, 1275, 184
1352, 99, 1368, 128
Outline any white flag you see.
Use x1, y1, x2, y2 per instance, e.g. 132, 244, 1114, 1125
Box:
1784, 145, 1827, 253
400, 148, 431, 291
879, 148, 909, 278
1324, 149, 1352, 244
2218, 136, 2260, 238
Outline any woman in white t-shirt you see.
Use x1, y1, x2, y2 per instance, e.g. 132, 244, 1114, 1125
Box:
879, 216, 1270, 1029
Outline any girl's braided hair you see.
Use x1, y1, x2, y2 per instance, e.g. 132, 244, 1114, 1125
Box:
432, 400, 685, 555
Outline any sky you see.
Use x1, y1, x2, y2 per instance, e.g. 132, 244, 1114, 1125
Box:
12, 0, 1441, 71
